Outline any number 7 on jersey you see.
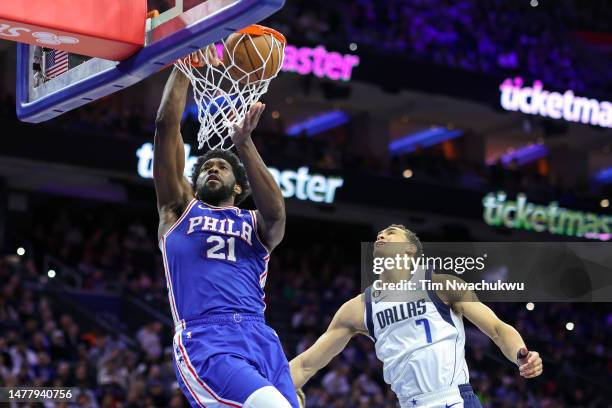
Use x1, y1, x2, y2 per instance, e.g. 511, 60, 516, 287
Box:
416, 318, 432, 343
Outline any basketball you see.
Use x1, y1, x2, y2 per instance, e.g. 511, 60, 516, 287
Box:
223, 26, 285, 84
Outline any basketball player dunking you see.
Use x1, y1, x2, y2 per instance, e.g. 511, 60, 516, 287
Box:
155, 56, 299, 407
290, 225, 543, 408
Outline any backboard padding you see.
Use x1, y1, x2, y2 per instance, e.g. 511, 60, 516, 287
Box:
17, 0, 285, 123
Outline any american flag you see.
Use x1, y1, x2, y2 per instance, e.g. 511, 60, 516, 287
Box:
45, 49, 69, 79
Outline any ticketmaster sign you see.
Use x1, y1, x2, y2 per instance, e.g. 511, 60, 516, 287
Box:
483, 192, 611, 240
136, 143, 344, 204
500, 77, 612, 128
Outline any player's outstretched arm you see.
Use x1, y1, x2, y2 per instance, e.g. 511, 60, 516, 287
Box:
154, 66, 192, 216
231, 103, 286, 251
459, 301, 543, 378
289, 295, 367, 389
436, 274, 543, 378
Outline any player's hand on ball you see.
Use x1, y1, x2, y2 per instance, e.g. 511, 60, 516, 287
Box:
189, 44, 221, 67
231, 102, 266, 147
517, 347, 543, 378
296, 389, 306, 408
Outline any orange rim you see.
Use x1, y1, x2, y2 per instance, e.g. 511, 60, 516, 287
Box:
238, 24, 286, 44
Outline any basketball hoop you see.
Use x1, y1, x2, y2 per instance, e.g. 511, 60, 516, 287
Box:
174, 25, 286, 151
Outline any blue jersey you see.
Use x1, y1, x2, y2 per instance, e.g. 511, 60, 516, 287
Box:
159, 199, 270, 324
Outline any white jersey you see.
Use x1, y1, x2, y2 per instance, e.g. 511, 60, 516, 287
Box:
364, 268, 470, 405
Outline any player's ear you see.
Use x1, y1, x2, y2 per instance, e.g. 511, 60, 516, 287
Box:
405, 243, 417, 257
234, 184, 242, 196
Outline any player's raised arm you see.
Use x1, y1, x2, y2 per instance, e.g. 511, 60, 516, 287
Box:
155, 46, 222, 220
435, 274, 543, 379
154, 66, 192, 214
231, 102, 286, 250
289, 295, 367, 389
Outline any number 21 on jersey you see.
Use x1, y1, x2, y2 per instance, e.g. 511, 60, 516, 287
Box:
206, 236, 236, 261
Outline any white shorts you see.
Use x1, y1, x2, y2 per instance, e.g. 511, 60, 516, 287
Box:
398, 384, 481, 408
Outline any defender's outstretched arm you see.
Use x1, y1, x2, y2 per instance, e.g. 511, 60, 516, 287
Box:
436, 274, 543, 378
289, 295, 367, 389
458, 301, 542, 378
232, 103, 286, 251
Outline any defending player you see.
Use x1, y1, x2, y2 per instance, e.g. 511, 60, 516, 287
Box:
290, 225, 543, 408
154, 48, 298, 408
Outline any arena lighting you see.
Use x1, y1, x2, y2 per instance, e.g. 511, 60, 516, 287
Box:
47, 270, 56, 278
286, 110, 350, 137
16, 247, 25, 256
594, 167, 612, 184
601, 199, 610, 208
499, 77, 612, 128
135, 143, 344, 204
389, 127, 463, 155
526, 302, 535, 311
496, 143, 548, 167
566, 322, 575, 331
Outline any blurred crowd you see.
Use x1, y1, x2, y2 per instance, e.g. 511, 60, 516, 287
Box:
0, 90, 151, 141
0, 256, 186, 407
2, 86, 608, 209
3, 204, 611, 407
266, 0, 612, 94
1, 86, 609, 211
388, 145, 602, 208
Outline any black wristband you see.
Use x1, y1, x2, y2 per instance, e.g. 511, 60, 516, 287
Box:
517, 348, 528, 363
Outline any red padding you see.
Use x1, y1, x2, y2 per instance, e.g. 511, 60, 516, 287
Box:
0, 0, 147, 61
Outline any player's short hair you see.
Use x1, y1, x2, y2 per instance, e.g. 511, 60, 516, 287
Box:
191, 149, 251, 205
389, 224, 423, 257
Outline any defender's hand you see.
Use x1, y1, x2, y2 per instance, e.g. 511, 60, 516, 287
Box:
231, 102, 265, 147
517, 347, 543, 378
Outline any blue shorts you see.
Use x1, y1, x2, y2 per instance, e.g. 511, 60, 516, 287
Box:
172, 313, 299, 408
459, 384, 483, 408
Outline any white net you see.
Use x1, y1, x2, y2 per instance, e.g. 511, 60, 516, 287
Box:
174, 27, 285, 151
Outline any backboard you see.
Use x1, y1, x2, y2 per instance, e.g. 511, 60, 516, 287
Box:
16, 0, 284, 123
